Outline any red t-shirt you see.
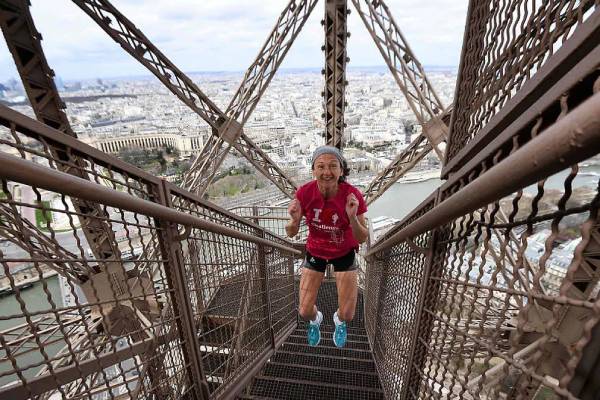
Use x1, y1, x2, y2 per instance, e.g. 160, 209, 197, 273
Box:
296, 181, 367, 260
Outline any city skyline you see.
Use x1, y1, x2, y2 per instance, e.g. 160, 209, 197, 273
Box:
0, 0, 468, 81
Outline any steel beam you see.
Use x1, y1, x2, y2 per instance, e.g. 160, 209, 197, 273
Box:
0, 0, 120, 263
352, 0, 451, 203
351, 0, 448, 158
0, 154, 301, 257
72, 0, 309, 198
322, 0, 348, 148
367, 89, 600, 256
443, 5, 600, 177
363, 134, 432, 205
0, 330, 175, 400
0, 202, 90, 281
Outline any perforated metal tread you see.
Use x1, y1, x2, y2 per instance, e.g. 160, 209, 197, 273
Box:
236, 395, 280, 400
272, 350, 378, 372
279, 341, 374, 359
248, 376, 384, 400
287, 333, 371, 350
262, 362, 382, 388
207, 276, 292, 318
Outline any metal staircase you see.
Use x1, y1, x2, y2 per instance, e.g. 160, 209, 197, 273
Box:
237, 280, 385, 400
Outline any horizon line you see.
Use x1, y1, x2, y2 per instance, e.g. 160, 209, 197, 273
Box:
1, 64, 459, 84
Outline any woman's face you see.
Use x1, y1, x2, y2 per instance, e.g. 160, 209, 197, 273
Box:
312, 153, 342, 189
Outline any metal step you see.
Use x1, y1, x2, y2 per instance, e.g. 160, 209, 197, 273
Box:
262, 362, 382, 389
272, 351, 377, 373
249, 375, 384, 400
278, 342, 374, 360
286, 333, 371, 350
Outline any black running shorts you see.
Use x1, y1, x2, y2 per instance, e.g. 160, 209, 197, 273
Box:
302, 249, 357, 273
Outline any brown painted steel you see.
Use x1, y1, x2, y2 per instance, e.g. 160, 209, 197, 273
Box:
72, 0, 301, 198
157, 181, 211, 399
352, 0, 450, 202
0, 152, 301, 256
323, 0, 348, 149
446, 0, 597, 169
219, 322, 297, 400
351, 0, 447, 156
444, 6, 600, 178
364, 133, 432, 205
0, 1, 121, 265
182, 0, 320, 197
0, 331, 176, 400
368, 90, 600, 256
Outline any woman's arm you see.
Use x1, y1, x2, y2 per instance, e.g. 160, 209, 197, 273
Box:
286, 198, 302, 237
346, 193, 368, 243
349, 213, 368, 243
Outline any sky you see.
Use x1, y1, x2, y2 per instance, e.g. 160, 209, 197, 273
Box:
0, 0, 469, 81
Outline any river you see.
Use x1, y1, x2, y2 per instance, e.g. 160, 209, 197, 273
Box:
367, 164, 600, 221
0, 276, 64, 387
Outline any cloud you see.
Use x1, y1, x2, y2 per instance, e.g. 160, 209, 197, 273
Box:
1, 0, 468, 81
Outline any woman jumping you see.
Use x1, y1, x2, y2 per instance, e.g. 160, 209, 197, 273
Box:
286, 145, 368, 347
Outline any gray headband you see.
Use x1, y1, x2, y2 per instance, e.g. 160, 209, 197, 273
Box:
311, 145, 346, 169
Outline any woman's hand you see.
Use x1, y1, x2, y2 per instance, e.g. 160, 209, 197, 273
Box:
288, 199, 302, 223
346, 193, 359, 219
286, 198, 302, 238
347, 193, 368, 243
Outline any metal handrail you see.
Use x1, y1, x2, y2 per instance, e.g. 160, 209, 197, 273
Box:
0, 152, 301, 256
367, 90, 600, 257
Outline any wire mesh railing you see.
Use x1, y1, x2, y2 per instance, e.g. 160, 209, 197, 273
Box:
445, 0, 598, 173
0, 104, 300, 400
228, 205, 308, 244
364, 48, 600, 400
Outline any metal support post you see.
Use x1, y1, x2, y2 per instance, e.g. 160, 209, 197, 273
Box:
323, 0, 348, 148
156, 180, 210, 400
253, 206, 276, 349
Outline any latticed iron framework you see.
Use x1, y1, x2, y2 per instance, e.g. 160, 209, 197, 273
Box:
0, 0, 599, 399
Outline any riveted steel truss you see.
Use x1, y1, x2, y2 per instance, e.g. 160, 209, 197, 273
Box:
73, 0, 320, 198
322, 0, 348, 148
364, 133, 432, 205
351, 0, 450, 202
3, 1, 599, 399
0, 0, 120, 264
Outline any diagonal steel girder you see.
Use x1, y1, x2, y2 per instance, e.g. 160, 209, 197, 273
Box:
363, 110, 451, 205
73, 0, 318, 198
184, 0, 319, 197
352, 0, 450, 202
322, 0, 349, 149
1, 4, 167, 395
351, 0, 448, 152
0, 0, 121, 264
364, 133, 432, 204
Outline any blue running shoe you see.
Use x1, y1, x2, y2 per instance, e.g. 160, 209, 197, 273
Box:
333, 321, 347, 348
307, 311, 322, 346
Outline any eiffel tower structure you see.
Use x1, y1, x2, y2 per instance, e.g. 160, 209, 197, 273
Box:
0, 0, 599, 399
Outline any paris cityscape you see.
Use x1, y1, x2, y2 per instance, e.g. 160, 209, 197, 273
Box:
2, 66, 599, 300
1, 66, 456, 199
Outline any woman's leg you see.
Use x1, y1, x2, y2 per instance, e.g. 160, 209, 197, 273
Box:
299, 267, 324, 321
334, 270, 358, 322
